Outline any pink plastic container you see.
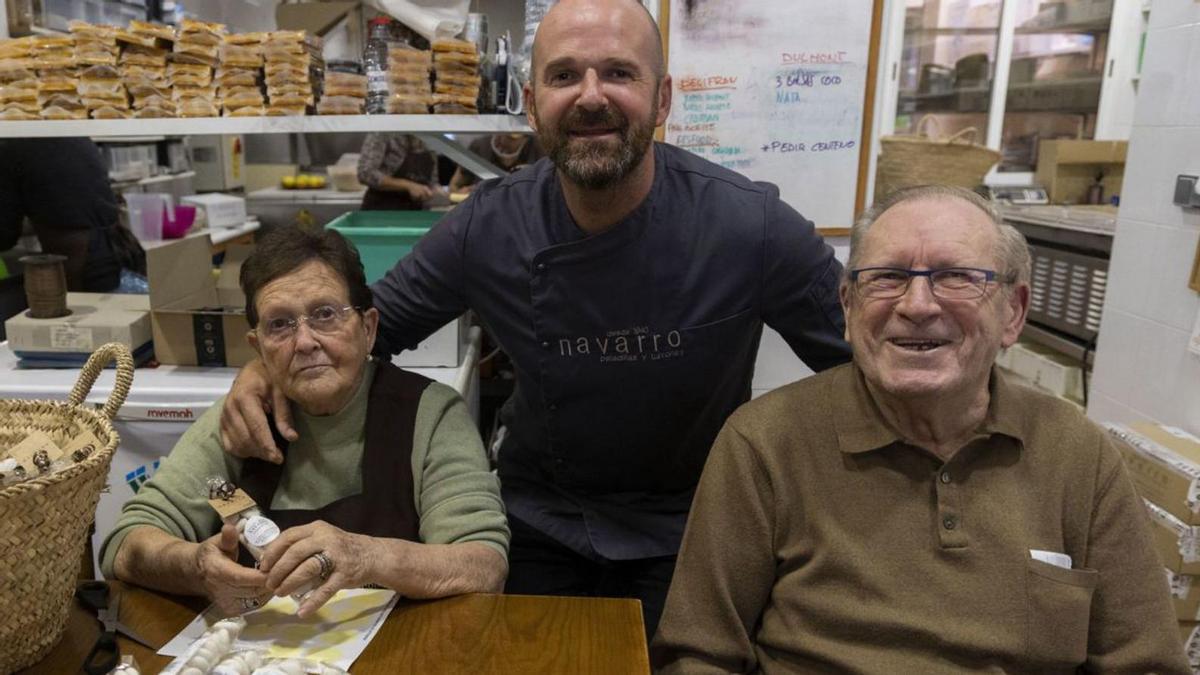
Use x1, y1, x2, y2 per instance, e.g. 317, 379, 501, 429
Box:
162, 204, 197, 239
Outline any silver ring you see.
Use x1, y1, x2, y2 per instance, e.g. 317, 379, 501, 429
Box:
312, 551, 334, 581
239, 596, 261, 610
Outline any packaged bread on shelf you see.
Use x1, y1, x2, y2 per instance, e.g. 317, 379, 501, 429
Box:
386, 92, 430, 114
121, 66, 168, 87
316, 95, 363, 115
91, 105, 130, 119
40, 97, 87, 119
323, 71, 366, 98
215, 68, 260, 89
117, 21, 174, 49
172, 84, 217, 101
33, 36, 76, 70
265, 103, 306, 116
37, 69, 79, 94
431, 38, 478, 56
178, 18, 226, 45
78, 64, 124, 97
223, 105, 264, 117
220, 86, 263, 109
0, 36, 37, 60
432, 92, 478, 114
68, 21, 117, 44
225, 32, 268, 46
119, 44, 168, 68
0, 105, 38, 119
177, 97, 218, 117
134, 103, 175, 118
220, 44, 263, 68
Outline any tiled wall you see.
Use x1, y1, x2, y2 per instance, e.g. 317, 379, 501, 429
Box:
1087, 0, 1200, 431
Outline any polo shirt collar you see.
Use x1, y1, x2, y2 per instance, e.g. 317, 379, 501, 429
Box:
832, 362, 1028, 455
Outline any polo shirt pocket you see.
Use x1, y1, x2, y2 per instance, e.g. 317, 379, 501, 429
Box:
1025, 557, 1098, 667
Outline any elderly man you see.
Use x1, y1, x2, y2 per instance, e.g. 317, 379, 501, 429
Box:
220, 0, 849, 637
653, 185, 1188, 673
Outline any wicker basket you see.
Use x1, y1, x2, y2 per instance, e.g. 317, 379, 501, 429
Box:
0, 343, 133, 672
875, 117, 1001, 201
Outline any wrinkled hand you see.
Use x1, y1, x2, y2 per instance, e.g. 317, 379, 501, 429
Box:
196, 524, 270, 617
219, 359, 295, 464
258, 520, 375, 618
406, 183, 434, 202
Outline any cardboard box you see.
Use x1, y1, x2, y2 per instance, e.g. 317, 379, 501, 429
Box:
1169, 570, 1200, 622
1146, 499, 1200, 575
4, 292, 151, 354
182, 193, 247, 229
1035, 139, 1127, 205
1182, 621, 1200, 667
147, 234, 256, 367
1109, 423, 1200, 525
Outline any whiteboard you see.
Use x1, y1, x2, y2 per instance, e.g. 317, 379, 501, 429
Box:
663, 0, 875, 229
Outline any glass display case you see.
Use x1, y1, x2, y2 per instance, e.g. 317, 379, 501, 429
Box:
881, 0, 1137, 184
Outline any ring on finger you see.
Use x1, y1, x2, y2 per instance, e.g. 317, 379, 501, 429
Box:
312, 551, 335, 581
239, 596, 261, 610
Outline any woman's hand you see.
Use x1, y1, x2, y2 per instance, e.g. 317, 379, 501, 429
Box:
258, 520, 376, 618
195, 524, 271, 617
405, 182, 434, 202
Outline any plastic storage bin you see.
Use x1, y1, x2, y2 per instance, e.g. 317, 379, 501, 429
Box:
326, 211, 444, 282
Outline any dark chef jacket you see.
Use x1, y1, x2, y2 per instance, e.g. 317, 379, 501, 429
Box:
372, 141, 851, 560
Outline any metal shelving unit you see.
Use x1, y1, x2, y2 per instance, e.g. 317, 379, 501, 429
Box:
0, 115, 533, 181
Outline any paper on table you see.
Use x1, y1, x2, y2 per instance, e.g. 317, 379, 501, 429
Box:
159, 589, 398, 671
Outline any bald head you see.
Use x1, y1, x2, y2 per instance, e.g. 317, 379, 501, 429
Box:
532, 0, 665, 84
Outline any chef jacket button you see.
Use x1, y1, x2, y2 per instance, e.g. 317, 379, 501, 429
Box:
536, 263, 547, 273
548, 403, 558, 412
541, 341, 550, 349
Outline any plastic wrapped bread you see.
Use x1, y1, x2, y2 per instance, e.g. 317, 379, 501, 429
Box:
224, 105, 265, 117
323, 71, 366, 98
0, 105, 38, 119
133, 104, 175, 118
264, 103, 306, 116
91, 105, 130, 119
431, 37, 478, 55
220, 86, 264, 109
215, 68, 260, 88
120, 44, 168, 68
177, 97, 218, 117
37, 70, 79, 94
0, 37, 37, 60
385, 92, 430, 114
220, 44, 263, 68
129, 20, 176, 43
225, 32, 268, 46
177, 18, 226, 45
316, 95, 363, 115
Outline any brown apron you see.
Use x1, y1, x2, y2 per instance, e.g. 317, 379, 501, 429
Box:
360, 139, 436, 211
237, 361, 434, 565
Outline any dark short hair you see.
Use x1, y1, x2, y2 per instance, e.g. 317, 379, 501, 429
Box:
239, 225, 373, 328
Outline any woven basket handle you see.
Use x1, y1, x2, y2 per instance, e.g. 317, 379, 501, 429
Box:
68, 342, 134, 421
915, 115, 943, 138
946, 127, 980, 144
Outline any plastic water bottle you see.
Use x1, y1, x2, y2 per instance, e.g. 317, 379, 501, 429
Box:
364, 17, 392, 114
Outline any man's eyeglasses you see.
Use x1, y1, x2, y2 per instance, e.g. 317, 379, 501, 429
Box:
848, 267, 1006, 300
255, 305, 360, 343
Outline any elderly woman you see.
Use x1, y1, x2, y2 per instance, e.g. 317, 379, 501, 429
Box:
100, 226, 508, 618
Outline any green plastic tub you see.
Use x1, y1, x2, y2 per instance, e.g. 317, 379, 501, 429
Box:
326, 210, 444, 283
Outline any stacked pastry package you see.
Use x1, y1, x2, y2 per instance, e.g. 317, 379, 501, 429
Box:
431, 38, 480, 114
0, 37, 42, 120
171, 18, 224, 118
218, 32, 266, 116
385, 46, 431, 114
117, 20, 174, 118
54, 22, 112, 118
316, 67, 366, 115
262, 30, 323, 116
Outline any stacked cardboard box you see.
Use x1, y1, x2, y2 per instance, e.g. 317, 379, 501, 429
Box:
386, 46, 431, 114
218, 32, 265, 116
262, 30, 323, 116
1107, 422, 1200, 670
431, 38, 480, 114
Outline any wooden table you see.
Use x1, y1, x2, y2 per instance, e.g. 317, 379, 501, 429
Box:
22, 582, 649, 674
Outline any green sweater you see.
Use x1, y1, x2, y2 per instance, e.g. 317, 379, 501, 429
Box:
100, 361, 509, 577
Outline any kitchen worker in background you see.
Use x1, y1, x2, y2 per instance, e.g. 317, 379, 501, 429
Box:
448, 134, 543, 194
356, 133, 441, 211
221, 0, 850, 639
653, 185, 1189, 673
0, 137, 145, 292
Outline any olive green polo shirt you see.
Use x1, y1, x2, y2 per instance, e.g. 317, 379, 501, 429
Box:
653, 362, 1188, 674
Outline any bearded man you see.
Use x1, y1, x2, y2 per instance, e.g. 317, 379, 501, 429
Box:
218, 0, 850, 639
